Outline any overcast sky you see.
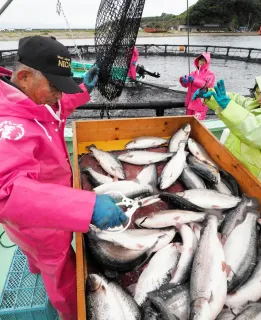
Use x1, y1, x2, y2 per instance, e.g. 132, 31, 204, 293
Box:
0, 0, 198, 29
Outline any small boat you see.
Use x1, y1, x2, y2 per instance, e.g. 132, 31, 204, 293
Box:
144, 27, 168, 33
71, 61, 144, 86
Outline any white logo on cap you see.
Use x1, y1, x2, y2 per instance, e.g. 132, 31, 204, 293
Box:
0, 121, 25, 140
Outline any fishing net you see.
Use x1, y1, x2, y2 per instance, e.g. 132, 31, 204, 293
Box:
95, 0, 146, 101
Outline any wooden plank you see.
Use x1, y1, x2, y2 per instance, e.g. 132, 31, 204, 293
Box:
190, 118, 261, 202
72, 122, 87, 320
74, 116, 194, 143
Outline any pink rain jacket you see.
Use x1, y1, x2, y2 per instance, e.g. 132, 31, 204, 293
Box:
180, 52, 215, 112
128, 46, 139, 80
0, 67, 96, 319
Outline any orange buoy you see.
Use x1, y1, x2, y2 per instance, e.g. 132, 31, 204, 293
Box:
179, 46, 185, 51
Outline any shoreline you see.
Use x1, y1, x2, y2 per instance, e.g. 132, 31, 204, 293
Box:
0, 30, 259, 41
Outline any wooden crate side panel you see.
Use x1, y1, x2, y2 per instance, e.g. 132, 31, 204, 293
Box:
191, 118, 261, 202
74, 116, 195, 143
73, 122, 87, 320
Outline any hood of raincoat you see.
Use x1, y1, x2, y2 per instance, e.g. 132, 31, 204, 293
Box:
194, 52, 211, 72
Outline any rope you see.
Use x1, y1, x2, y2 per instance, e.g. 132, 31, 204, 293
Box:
187, 0, 191, 74
56, 0, 87, 72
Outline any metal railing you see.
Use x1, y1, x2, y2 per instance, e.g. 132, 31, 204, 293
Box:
1, 44, 261, 64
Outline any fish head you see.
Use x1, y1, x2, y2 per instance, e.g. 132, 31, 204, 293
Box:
135, 215, 149, 227
87, 274, 104, 293
183, 123, 191, 132
85, 144, 97, 152
190, 298, 211, 320
247, 210, 260, 221
81, 166, 91, 173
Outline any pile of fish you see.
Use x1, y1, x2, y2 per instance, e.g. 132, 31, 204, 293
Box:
81, 124, 261, 319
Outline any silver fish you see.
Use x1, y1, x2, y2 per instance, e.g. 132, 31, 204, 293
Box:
216, 309, 236, 320
148, 283, 190, 320
170, 224, 198, 286
117, 150, 173, 165
134, 243, 180, 306
86, 144, 126, 179
94, 164, 157, 199
159, 192, 205, 212
141, 301, 159, 320
86, 230, 154, 272
176, 189, 241, 210
180, 162, 207, 189
219, 168, 241, 197
135, 164, 158, 186
125, 136, 168, 149
226, 256, 261, 308
135, 210, 206, 229
234, 303, 261, 319
220, 194, 258, 244
189, 222, 203, 241
82, 166, 113, 187
187, 155, 221, 184
108, 281, 141, 320
86, 274, 125, 320
160, 142, 187, 189
169, 124, 191, 153
213, 180, 233, 195
188, 138, 218, 168
223, 211, 259, 293
91, 227, 176, 252
190, 215, 227, 320
94, 180, 153, 199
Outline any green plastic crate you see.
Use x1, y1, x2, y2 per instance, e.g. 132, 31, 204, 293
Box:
0, 247, 57, 320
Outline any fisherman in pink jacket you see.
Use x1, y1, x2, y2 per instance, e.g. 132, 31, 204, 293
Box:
0, 36, 127, 320
180, 52, 215, 120
128, 46, 139, 81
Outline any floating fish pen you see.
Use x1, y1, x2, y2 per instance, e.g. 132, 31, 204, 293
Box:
1, 44, 261, 65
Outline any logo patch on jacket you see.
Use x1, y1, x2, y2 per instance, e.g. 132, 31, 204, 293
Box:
0, 121, 24, 140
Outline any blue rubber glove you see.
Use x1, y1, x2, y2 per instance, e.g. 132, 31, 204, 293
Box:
181, 76, 188, 84
91, 194, 128, 230
212, 80, 231, 109
188, 76, 194, 83
83, 66, 99, 94
192, 88, 212, 100
192, 80, 230, 109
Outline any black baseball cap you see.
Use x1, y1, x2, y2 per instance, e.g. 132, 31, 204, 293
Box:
17, 36, 83, 94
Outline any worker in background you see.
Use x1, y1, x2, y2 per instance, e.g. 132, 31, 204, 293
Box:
128, 45, 139, 81
0, 36, 127, 320
193, 78, 261, 181
180, 52, 215, 120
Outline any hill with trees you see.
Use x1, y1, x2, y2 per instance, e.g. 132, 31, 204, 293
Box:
141, 0, 261, 31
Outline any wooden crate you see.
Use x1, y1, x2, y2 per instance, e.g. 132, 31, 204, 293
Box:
72, 116, 261, 320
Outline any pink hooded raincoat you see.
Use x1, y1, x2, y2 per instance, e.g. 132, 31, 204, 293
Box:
0, 67, 96, 320
128, 46, 139, 80
180, 52, 215, 120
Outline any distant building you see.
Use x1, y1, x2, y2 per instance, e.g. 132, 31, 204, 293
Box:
178, 23, 226, 33
204, 23, 220, 28
178, 25, 201, 32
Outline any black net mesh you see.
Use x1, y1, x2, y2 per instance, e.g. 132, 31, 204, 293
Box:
95, 0, 146, 101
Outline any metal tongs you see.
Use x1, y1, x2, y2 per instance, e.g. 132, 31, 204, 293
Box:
102, 191, 161, 234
